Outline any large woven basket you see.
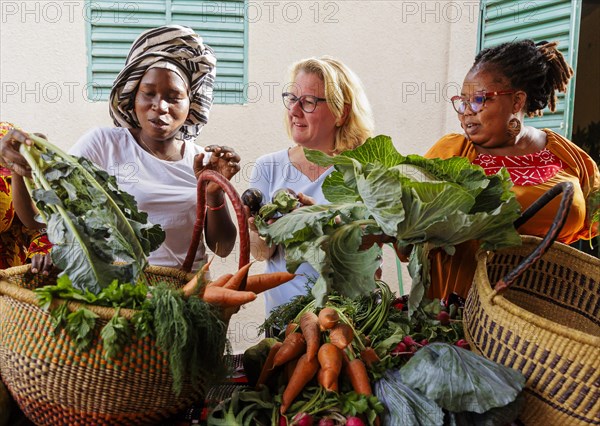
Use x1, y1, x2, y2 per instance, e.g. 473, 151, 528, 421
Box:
0, 170, 250, 425
464, 183, 600, 426
0, 265, 200, 425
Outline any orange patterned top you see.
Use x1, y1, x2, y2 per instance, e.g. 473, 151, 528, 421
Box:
424, 129, 600, 300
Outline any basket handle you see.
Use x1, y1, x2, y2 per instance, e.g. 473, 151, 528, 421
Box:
493, 181, 574, 294
182, 170, 250, 285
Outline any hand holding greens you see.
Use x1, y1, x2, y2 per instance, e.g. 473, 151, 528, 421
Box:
20, 134, 165, 294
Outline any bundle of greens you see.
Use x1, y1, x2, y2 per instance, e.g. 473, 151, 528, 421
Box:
256, 135, 522, 312
20, 134, 165, 294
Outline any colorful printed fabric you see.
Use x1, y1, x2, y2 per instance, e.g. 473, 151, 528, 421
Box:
0, 122, 52, 267
473, 148, 564, 186
424, 129, 600, 300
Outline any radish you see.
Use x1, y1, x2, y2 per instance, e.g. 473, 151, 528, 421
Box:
293, 412, 314, 426
402, 335, 416, 346
279, 416, 288, 426
318, 419, 335, 426
345, 416, 365, 426
455, 339, 470, 349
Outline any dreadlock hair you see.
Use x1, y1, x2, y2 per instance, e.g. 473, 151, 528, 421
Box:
472, 39, 573, 117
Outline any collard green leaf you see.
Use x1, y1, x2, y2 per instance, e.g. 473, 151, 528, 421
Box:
400, 343, 525, 413
374, 369, 444, 426
259, 134, 521, 310
22, 134, 165, 295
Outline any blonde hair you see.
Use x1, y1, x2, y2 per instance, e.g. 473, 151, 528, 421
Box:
285, 56, 374, 153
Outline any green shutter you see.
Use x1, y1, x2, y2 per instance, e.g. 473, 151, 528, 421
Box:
477, 0, 582, 138
86, 0, 247, 104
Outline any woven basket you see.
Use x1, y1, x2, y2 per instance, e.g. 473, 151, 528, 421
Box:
464, 183, 600, 426
0, 265, 199, 425
0, 170, 250, 425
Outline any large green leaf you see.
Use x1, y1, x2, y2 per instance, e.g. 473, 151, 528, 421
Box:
374, 369, 444, 426
259, 134, 521, 310
400, 343, 525, 413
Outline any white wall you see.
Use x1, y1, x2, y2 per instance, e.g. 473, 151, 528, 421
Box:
0, 1, 479, 351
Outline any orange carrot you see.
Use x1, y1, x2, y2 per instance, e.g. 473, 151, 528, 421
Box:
317, 343, 342, 392
245, 272, 296, 294
329, 323, 354, 350
318, 307, 339, 330
360, 347, 380, 367
181, 257, 214, 297
256, 342, 283, 388
202, 286, 257, 308
285, 357, 298, 383
300, 312, 320, 361
181, 274, 201, 298
272, 332, 306, 368
223, 261, 254, 290
317, 368, 338, 392
207, 273, 234, 288
285, 322, 299, 337
280, 354, 319, 414
343, 353, 372, 396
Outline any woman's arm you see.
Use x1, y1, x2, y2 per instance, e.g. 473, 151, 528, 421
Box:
195, 146, 241, 257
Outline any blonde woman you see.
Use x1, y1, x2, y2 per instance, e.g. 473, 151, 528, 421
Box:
247, 56, 374, 316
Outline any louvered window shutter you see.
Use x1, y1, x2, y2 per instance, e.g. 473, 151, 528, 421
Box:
87, 0, 247, 104
477, 0, 582, 138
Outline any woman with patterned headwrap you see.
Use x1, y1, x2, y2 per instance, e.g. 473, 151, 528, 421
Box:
0, 26, 240, 270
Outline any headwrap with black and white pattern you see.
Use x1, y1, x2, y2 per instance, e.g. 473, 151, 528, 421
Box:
109, 25, 216, 140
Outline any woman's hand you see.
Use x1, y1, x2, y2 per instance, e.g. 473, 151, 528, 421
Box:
0, 129, 33, 177
31, 253, 53, 275
194, 145, 241, 205
195, 145, 241, 180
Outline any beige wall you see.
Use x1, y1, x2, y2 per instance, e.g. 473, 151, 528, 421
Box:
1, 1, 479, 351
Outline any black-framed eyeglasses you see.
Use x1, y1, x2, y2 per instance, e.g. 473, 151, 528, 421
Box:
450, 90, 515, 114
282, 92, 327, 113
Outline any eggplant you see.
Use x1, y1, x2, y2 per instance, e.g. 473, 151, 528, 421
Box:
241, 188, 265, 215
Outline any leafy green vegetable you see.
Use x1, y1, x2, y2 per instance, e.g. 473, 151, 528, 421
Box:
142, 283, 229, 394
65, 307, 99, 350
257, 135, 522, 311
399, 343, 525, 413
448, 394, 525, 426
100, 309, 131, 360
374, 369, 444, 426
20, 134, 165, 294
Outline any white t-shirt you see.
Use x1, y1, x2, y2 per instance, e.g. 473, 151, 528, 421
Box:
249, 148, 332, 315
69, 127, 206, 270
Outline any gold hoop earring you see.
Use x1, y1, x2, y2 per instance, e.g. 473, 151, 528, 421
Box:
507, 117, 522, 138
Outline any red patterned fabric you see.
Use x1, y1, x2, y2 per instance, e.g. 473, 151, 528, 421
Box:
473, 148, 564, 186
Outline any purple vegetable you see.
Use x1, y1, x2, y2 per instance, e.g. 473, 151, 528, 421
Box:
317, 419, 335, 426
345, 416, 365, 426
292, 412, 314, 426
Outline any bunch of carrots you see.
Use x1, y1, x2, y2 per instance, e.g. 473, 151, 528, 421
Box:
181, 258, 296, 309
253, 306, 381, 417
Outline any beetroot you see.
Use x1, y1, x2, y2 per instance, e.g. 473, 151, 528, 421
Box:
293, 412, 314, 426
345, 416, 365, 426
437, 311, 450, 325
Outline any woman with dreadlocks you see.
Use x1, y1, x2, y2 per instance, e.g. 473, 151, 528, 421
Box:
425, 39, 599, 301
0, 25, 240, 270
